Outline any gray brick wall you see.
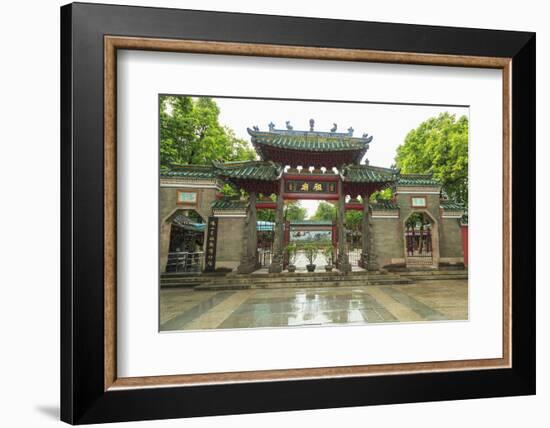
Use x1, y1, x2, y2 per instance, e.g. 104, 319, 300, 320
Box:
439, 217, 464, 259
215, 216, 246, 269
372, 217, 403, 267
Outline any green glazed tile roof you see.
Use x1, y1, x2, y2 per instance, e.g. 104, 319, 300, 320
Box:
211, 199, 247, 210
248, 128, 371, 152
161, 164, 216, 179
397, 173, 440, 186
342, 164, 397, 183
213, 161, 282, 181
440, 200, 465, 210
370, 200, 399, 211
182, 223, 206, 232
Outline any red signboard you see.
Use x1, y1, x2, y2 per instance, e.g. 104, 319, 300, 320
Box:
285, 180, 337, 194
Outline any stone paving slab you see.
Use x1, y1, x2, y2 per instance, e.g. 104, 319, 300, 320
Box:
160, 279, 468, 331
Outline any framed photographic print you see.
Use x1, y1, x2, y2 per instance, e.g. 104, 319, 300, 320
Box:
61, 2, 535, 424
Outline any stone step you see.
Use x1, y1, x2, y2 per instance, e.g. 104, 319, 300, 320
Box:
206, 275, 367, 284
161, 274, 211, 280
161, 281, 208, 287
160, 270, 466, 287
161, 271, 369, 284
402, 270, 468, 276
161, 270, 413, 289
193, 275, 412, 291
400, 274, 468, 281
206, 273, 393, 284
161, 275, 206, 281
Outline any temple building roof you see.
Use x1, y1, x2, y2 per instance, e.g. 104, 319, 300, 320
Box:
370, 200, 400, 211
340, 164, 396, 195
248, 128, 371, 152
211, 199, 248, 210
161, 164, 217, 179
213, 160, 282, 194
341, 164, 397, 183
396, 173, 440, 186
213, 160, 283, 181
247, 122, 373, 167
440, 200, 465, 211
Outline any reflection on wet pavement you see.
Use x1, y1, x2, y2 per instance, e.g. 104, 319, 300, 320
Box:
160, 280, 468, 331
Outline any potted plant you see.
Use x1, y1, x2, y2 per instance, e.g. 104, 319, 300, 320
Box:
285, 243, 298, 273
321, 245, 334, 272
304, 243, 318, 272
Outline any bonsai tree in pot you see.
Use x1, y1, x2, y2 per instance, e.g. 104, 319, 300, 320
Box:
321, 244, 334, 272
285, 243, 298, 273
304, 243, 318, 272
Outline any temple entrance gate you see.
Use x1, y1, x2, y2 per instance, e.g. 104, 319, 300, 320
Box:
160, 120, 465, 276
211, 122, 395, 274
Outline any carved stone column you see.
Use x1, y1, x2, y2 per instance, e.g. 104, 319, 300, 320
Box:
269, 181, 285, 273
159, 221, 172, 273
366, 210, 379, 272
337, 180, 351, 274
238, 191, 258, 273
361, 195, 370, 268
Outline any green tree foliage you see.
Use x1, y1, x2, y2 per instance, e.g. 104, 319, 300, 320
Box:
344, 210, 363, 231
310, 201, 363, 228
257, 209, 275, 222
285, 202, 307, 221
256, 201, 306, 223
395, 112, 469, 205
369, 187, 393, 202
160, 96, 256, 169
311, 202, 336, 221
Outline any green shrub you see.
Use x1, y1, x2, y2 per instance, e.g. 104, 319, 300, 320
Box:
284, 243, 298, 265
321, 245, 333, 265
303, 243, 319, 265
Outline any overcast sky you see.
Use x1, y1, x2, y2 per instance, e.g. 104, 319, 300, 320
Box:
213, 97, 468, 217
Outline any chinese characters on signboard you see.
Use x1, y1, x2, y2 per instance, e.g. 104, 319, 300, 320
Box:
204, 216, 218, 272
285, 180, 337, 194
411, 197, 426, 207
177, 191, 197, 204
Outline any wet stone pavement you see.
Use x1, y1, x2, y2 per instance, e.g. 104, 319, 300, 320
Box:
160, 280, 468, 331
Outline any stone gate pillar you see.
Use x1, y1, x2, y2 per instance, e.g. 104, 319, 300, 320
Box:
160, 221, 172, 273
361, 195, 369, 268
238, 191, 258, 273
337, 180, 351, 273
366, 202, 379, 271
269, 180, 285, 273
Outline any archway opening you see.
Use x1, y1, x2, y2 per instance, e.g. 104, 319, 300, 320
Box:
343, 197, 364, 267
166, 210, 206, 273
404, 212, 433, 267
